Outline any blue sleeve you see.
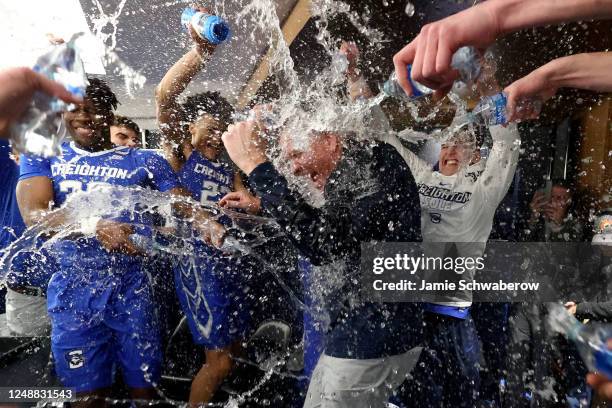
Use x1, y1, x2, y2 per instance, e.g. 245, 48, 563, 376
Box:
138, 150, 179, 192
19, 153, 52, 181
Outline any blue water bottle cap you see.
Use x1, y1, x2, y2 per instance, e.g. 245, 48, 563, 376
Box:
406, 65, 424, 98
202, 15, 231, 45
181, 8, 197, 30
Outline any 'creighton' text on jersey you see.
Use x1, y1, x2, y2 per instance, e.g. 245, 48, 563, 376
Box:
178, 150, 234, 206
51, 163, 131, 179
417, 184, 473, 207
20, 142, 178, 208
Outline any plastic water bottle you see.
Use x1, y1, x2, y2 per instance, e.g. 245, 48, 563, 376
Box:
459, 92, 542, 126
382, 46, 482, 101
383, 65, 432, 100
548, 303, 612, 379
181, 8, 231, 45
10, 34, 87, 157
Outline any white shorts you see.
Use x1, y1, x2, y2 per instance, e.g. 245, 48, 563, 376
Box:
304, 347, 423, 408
5, 288, 50, 336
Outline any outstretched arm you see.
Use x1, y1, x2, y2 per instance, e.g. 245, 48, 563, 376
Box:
393, 0, 612, 98
16, 175, 142, 255
479, 124, 521, 207
504, 52, 612, 121
156, 7, 217, 170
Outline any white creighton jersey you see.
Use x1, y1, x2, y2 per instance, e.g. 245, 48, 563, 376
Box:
387, 124, 520, 243
377, 123, 521, 307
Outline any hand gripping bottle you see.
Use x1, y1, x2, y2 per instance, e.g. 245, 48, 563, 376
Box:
10, 34, 87, 157
383, 46, 482, 101
181, 8, 231, 45
549, 303, 612, 379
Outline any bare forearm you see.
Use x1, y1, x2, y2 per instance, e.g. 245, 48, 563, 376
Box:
542, 52, 612, 92
168, 188, 216, 222
25, 208, 68, 229
489, 0, 612, 35
156, 47, 213, 150
157, 49, 208, 108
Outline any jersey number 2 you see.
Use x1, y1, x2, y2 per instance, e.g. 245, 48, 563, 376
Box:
200, 180, 220, 206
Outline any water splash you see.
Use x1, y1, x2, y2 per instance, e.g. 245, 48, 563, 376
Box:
89, 0, 147, 96
2, 0, 495, 405
404, 1, 415, 17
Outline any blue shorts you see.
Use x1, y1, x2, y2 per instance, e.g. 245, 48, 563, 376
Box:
5, 239, 57, 293
174, 248, 251, 349
48, 244, 161, 393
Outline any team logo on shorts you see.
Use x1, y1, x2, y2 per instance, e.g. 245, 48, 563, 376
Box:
430, 213, 442, 224
67, 350, 84, 369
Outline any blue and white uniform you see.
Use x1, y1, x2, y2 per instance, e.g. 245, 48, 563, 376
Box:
384, 124, 521, 407
19, 141, 178, 392
175, 150, 250, 348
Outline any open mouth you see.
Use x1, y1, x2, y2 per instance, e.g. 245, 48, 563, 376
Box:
444, 159, 459, 166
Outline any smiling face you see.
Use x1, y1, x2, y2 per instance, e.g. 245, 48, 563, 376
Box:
64, 99, 113, 150
439, 131, 479, 176
280, 131, 342, 190
189, 114, 225, 157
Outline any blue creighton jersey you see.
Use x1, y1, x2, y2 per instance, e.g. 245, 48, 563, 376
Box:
19, 142, 178, 208
178, 150, 234, 206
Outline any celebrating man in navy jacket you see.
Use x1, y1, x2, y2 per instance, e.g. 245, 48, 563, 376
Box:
222, 120, 423, 408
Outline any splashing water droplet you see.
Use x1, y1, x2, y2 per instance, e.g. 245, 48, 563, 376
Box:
405, 1, 415, 17
331, 53, 349, 75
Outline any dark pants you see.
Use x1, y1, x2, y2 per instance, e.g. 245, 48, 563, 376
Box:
505, 303, 591, 408
398, 312, 481, 408
472, 302, 510, 405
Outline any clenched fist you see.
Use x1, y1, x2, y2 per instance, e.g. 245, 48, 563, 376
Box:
221, 120, 268, 175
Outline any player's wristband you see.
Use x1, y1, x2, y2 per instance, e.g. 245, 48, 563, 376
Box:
79, 216, 101, 235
